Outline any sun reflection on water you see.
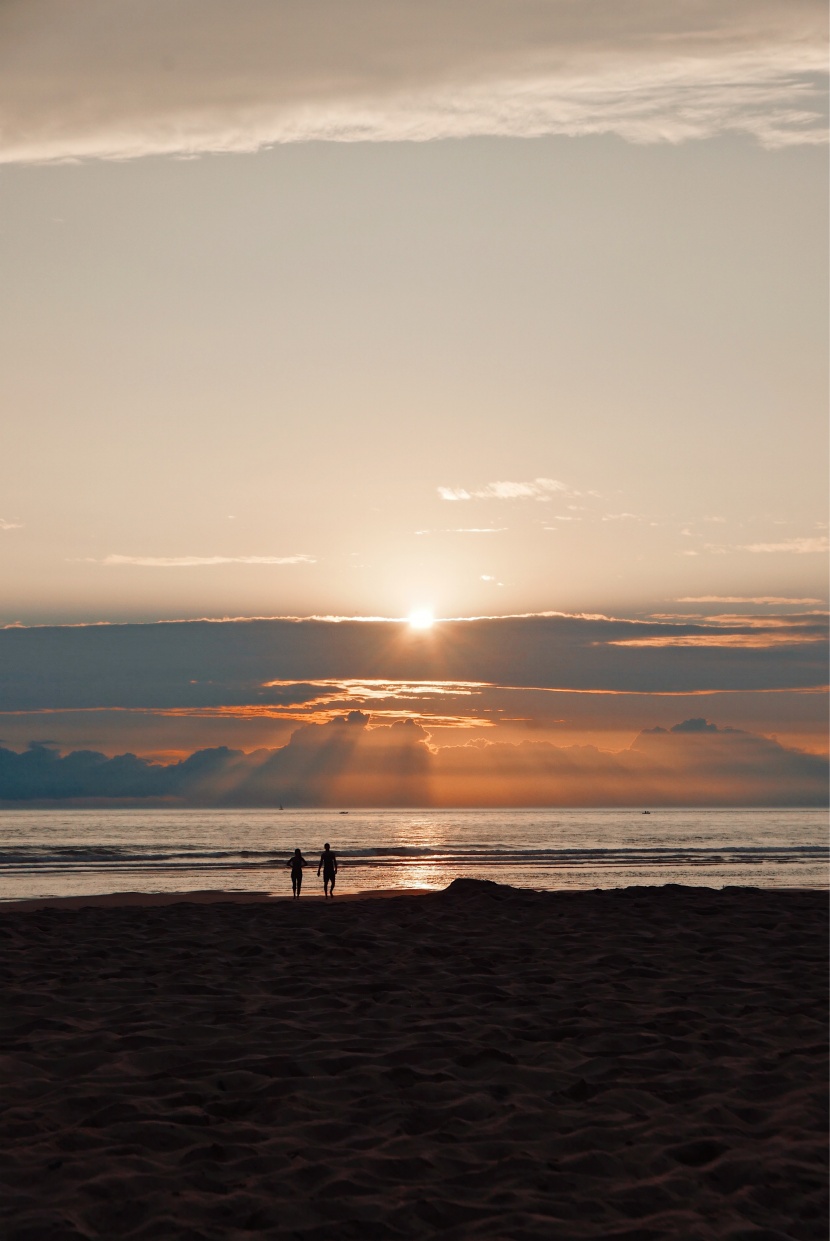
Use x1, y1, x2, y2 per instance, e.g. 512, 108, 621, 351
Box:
395, 814, 448, 889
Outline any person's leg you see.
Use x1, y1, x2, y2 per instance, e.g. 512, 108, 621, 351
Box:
291, 875, 298, 897
297, 873, 302, 897
329, 872, 336, 896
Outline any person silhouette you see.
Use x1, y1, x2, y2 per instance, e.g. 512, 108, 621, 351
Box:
318, 842, 338, 898
286, 848, 308, 898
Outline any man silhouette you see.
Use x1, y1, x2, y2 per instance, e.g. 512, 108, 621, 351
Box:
318, 842, 338, 898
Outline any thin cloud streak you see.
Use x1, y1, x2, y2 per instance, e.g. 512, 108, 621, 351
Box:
2, 0, 823, 163
678, 596, 825, 605
608, 633, 824, 649
439, 479, 570, 501
688, 536, 830, 557
740, 537, 830, 555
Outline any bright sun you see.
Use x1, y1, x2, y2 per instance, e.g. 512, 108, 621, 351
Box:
408, 607, 435, 630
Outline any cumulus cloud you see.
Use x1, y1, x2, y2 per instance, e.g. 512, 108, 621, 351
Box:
1, 716, 824, 806
0, 741, 251, 803
665, 717, 719, 733
87, 554, 315, 567
0, 519, 22, 530
3, 0, 823, 163
439, 478, 569, 501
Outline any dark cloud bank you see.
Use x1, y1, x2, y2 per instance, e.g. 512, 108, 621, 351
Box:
1, 714, 825, 807
0, 614, 825, 710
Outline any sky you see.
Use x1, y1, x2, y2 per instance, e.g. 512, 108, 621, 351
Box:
0, 1, 827, 804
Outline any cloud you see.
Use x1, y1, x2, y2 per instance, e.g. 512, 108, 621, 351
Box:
439, 478, 569, 501
234, 713, 434, 806
689, 536, 830, 557
0, 740, 250, 803
666, 717, 719, 733
0, 612, 826, 715
1, 716, 824, 806
607, 627, 825, 649
739, 537, 830, 555
0, 0, 825, 162
84, 554, 315, 568
434, 721, 828, 807
0, 519, 22, 531
678, 597, 825, 605
256, 677, 489, 729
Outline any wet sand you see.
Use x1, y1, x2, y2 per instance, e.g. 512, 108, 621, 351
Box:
0, 888, 428, 914
1, 880, 827, 1239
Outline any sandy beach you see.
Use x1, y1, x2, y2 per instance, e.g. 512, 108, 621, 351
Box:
1, 880, 826, 1240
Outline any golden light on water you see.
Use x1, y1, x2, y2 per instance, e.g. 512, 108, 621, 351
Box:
401, 814, 446, 889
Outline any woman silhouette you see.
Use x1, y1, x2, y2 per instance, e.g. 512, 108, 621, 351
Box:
286, 848, 309, 898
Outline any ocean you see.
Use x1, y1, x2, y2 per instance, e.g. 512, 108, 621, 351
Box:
0, 807, 826, 902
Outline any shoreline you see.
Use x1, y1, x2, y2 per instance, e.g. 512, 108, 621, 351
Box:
0, 878, 825, 915
0, 886, 437, 913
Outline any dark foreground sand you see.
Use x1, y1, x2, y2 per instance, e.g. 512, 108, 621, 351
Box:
1, 881, 827, 1240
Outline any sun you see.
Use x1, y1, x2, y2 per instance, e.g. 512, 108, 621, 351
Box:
408, 607, 435, 630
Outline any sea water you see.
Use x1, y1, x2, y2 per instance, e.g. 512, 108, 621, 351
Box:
0, 807, 826, 902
